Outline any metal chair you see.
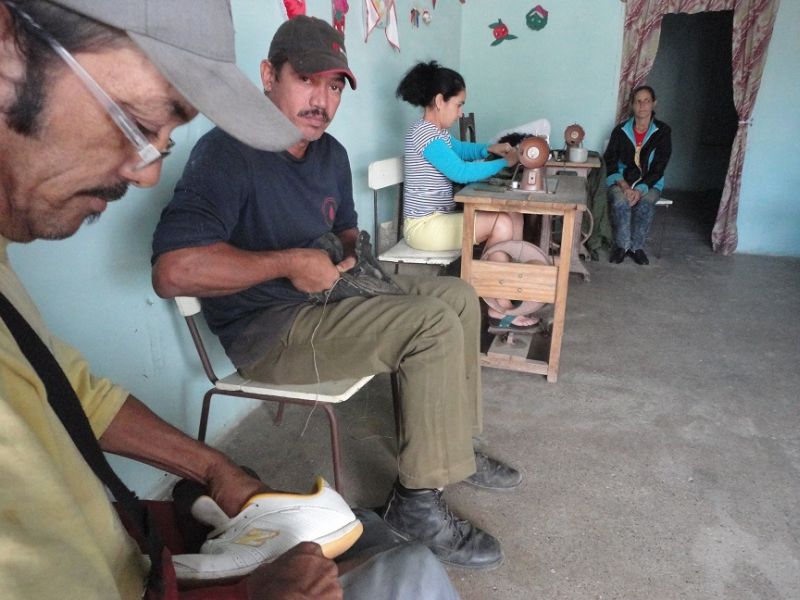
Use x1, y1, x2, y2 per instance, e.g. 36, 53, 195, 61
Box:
369, 157, 461, 274
174, 295, 376, 494
653, 198, 673, 258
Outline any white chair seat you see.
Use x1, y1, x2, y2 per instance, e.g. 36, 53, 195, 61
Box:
173, 295, 385, 493
379, 239, 461, 266
237, 375, 373, 403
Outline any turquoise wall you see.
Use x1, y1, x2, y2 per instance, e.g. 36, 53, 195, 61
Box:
458, 1, 624, 153
7, 0, 797, 495
735, 0, 800, 256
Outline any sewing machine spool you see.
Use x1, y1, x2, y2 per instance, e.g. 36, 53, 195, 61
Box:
517, 136, 550, 192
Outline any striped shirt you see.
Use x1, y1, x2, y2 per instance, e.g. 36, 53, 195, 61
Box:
403, 119, 506, 218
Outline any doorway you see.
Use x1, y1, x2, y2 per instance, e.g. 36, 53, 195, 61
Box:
647, 11, 737, 247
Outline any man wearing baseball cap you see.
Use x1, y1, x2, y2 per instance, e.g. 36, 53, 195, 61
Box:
153, 15, 521, 571
0, 2, 460, 599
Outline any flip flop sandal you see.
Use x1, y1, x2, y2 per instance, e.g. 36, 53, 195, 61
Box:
487, 315, 539, 334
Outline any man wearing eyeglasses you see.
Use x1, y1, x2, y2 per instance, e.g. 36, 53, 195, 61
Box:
0, 2, 461, 599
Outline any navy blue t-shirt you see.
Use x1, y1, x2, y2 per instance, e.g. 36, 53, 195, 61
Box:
152, 127, 358, 361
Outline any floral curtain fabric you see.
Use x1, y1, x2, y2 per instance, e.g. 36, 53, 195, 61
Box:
616, 0, 781, 254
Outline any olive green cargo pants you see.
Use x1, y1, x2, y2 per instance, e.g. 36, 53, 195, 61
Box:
240, 275, 481, 489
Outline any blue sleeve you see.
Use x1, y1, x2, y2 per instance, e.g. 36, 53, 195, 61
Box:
422, 138, 507, 184
450, 137, 490, 161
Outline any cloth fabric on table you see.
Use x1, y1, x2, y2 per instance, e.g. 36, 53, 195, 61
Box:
583, 151, 613, 259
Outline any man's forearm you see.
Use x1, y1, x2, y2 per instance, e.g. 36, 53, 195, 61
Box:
152, 242, 336, 298
100, 395, 264, 513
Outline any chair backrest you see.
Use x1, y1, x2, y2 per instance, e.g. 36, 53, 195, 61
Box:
369, 157, 405, 247
459, 112, 476, 142
368, 156, 403, 190
174, 296, 219, 385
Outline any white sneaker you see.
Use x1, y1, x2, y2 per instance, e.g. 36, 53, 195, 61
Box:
172, 477, 363, 583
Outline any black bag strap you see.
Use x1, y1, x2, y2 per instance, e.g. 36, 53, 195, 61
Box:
0, 292, 164, 596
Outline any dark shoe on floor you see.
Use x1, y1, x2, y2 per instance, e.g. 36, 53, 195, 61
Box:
609, 246, 626, 263
380, 483, 503, 569
465, 451, 523, 490
628, 248, 650, 265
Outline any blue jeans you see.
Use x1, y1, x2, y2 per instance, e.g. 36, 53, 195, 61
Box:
608, 185, 660, 250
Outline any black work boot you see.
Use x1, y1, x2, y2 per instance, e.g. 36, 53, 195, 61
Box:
380, 482, 503, 569
465, 451, 523, 490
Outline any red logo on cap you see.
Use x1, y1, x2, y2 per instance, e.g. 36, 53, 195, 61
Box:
332, 41, 345, 56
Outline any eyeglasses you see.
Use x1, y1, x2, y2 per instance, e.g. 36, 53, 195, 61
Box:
10, 4, 173, 170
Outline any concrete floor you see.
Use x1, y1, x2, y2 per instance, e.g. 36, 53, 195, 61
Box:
217, 194, 800, 599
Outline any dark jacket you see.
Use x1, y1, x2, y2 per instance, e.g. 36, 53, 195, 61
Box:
604, 117, 671, 193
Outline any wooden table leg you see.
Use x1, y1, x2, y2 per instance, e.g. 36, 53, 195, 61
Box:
546, 209, 577, 382
461, 205, 476, 282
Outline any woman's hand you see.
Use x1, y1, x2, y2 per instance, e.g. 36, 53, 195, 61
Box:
504, 151, 519, 168
488, 142, 514, 157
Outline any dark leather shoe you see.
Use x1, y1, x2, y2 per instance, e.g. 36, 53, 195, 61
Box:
628, 248, 649, 265
465, 452, 522, 490
381, 483, 503, 569
609, 247, 626, 263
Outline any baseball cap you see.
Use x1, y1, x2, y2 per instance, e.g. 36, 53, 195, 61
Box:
268, 16, 357, 90
47, 0, 300, 151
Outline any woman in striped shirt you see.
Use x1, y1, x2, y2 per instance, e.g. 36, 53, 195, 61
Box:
396, 61, 537, 331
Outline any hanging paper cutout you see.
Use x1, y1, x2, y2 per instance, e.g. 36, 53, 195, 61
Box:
526, 5, 548, 31
333, 0, 349, 33
281, 0, 306, 19
421, 9, 432, 25
488, 18, 517, 46
364, 0, 400, 51
410, 8, 420, 28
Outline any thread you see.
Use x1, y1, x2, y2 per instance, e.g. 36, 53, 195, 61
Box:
300, 276, 342, 437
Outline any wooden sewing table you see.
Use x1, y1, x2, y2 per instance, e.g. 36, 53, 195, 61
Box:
455, 175, 587, 382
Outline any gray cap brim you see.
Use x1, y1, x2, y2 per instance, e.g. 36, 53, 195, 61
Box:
47, 0, 299, 152
130, 33, 300, 151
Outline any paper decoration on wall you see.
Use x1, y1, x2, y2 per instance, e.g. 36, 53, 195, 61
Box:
280, 0, 306, 19
489, 18, 517, 46
364, 0, 400, 51
526, 5, 548, 31
410, 7, 431, 27
332, 0, 348, 33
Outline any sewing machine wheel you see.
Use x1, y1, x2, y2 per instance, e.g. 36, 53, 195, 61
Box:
480, 240, 551, 316
517, 136, 549, 169
564, 123, 585, 147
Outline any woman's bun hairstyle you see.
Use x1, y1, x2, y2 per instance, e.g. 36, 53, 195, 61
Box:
396, 60, 466, 107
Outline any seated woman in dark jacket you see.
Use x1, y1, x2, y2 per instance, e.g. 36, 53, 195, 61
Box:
603, 85, 672, 265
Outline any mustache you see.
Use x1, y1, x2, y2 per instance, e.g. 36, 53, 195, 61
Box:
78, 181, 129, 202
298, 108, 330, 123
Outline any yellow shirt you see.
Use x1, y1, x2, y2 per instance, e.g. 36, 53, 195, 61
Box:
0, 238, 148, 599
